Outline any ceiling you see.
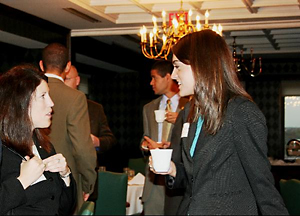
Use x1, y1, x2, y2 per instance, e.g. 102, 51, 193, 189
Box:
1, 0, 300, 71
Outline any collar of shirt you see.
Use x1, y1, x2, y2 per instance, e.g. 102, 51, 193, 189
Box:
160, 94, 180, 112
45, 73, 64, 83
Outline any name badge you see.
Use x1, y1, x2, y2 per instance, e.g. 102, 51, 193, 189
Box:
181, 123, 190, 138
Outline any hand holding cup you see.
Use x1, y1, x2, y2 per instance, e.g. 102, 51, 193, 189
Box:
149, 155, 177, 177
154, 110, 166, 123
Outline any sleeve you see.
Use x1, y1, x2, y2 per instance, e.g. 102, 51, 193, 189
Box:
0, 178, 27, 215
58, 173, 77, 215
67, 93, 97, 194
95, 104, 117, 153
232, 101, 288, 215
166, 162, 187, 190
141, 105, 150, 156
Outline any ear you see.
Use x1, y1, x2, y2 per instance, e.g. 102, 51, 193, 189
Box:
39, 60, 44, 71
64, 61, 71, 73
165, 73, 171, 81
76, 76, 81, 86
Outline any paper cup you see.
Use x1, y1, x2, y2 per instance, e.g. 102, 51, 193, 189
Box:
154, 110, 165, 123
150, 149, 173, 173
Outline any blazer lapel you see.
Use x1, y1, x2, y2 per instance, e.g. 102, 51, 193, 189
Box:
150, 97, 161, 142
180, 102, 197, 161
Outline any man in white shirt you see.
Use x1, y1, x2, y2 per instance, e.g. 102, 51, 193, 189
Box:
141, 60, 188, 215
39, 43, 97, 213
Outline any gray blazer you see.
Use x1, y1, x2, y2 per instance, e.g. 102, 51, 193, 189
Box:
141, 95, 188, 214
169, 97, 288, 215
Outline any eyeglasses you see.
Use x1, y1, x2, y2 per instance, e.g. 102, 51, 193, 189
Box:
65, 76, 78, 81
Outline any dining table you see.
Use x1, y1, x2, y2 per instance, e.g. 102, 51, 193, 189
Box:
126, 173, 145, 215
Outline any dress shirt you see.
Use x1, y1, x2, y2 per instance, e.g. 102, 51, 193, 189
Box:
157, 94, 180, 142
45, 73, 64, 82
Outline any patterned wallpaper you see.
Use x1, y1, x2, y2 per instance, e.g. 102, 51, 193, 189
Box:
245, 61, 300, 159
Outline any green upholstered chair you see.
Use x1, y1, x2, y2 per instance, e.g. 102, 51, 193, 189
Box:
128, 157, 147, 176
94, 171, 128, 215
279, 178, 300, 215
78, 201, 95, 215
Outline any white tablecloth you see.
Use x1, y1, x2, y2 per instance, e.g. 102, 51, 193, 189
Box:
126, 184, 144, 215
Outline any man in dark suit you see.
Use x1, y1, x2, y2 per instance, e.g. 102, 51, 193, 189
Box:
141, 60, 188, 215
64, 65, 117, 163
39, 43, 97, 212
65, 65, 117, 200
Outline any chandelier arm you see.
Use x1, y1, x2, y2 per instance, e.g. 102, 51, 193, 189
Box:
141, 43, 154, 59
139, 7, 222, 60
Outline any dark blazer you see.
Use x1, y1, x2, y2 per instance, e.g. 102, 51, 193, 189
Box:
47, 77, 97, 209
86, 99, 116, 201
87, 99, 116, 158
169, 97, 288, 215
0, 141, 76, 215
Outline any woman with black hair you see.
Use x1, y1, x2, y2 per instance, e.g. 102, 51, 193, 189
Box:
0, 64, 76, 215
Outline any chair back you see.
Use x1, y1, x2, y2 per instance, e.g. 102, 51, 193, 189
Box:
78, 201, 95, 215
279, 178, 300, 215
128, 157, 147, 175
95, 171, 128, 215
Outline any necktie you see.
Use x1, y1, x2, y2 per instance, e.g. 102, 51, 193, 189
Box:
162, 99, 172, 142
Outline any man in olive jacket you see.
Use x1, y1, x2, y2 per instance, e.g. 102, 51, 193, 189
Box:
39, 43, 97, 212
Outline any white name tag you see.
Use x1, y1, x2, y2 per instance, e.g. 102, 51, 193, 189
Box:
181, 123, 190, 138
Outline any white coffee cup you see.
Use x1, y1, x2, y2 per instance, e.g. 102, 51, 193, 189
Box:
150, 149, 173, 173
154, 110, 165, 123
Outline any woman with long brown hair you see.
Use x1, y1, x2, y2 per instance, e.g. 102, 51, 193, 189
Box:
0, 64, 76, 215
147, 30, 288, 215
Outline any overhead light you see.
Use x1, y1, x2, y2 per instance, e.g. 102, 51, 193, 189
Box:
139, 0, 222, 59
63, 8, 100, 23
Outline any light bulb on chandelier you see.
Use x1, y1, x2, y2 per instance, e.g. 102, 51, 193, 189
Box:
139, 1, 222, 60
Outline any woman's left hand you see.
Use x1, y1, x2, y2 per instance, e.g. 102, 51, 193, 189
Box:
43, 153, 69, 175
149, 156, 177, 177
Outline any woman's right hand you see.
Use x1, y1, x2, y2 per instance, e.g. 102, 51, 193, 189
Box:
17, 156, 45, 189
149, 156, 177, 177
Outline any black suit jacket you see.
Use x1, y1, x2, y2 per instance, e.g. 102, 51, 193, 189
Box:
87, 99, 116, 167
87, 99, 116, 154
169, 97, 288, 215
0, 140, 76, 215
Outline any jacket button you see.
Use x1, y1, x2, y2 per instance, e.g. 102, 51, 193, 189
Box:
49, 177, 53, 182
51, 195, 55, 200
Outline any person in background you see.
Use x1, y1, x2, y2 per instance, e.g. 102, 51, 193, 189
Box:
39, 43, 97, 212
147, 29, 288, 215
0, 64, 76, 215
141, 60, 188, 215
65, 65, 117, 201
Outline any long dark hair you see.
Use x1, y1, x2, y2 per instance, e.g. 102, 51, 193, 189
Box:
0, 64, 51, 157
172, 30, 252, 135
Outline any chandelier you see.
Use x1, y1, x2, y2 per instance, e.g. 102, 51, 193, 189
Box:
232, 36, 262, 78
139, 1, 222, 60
